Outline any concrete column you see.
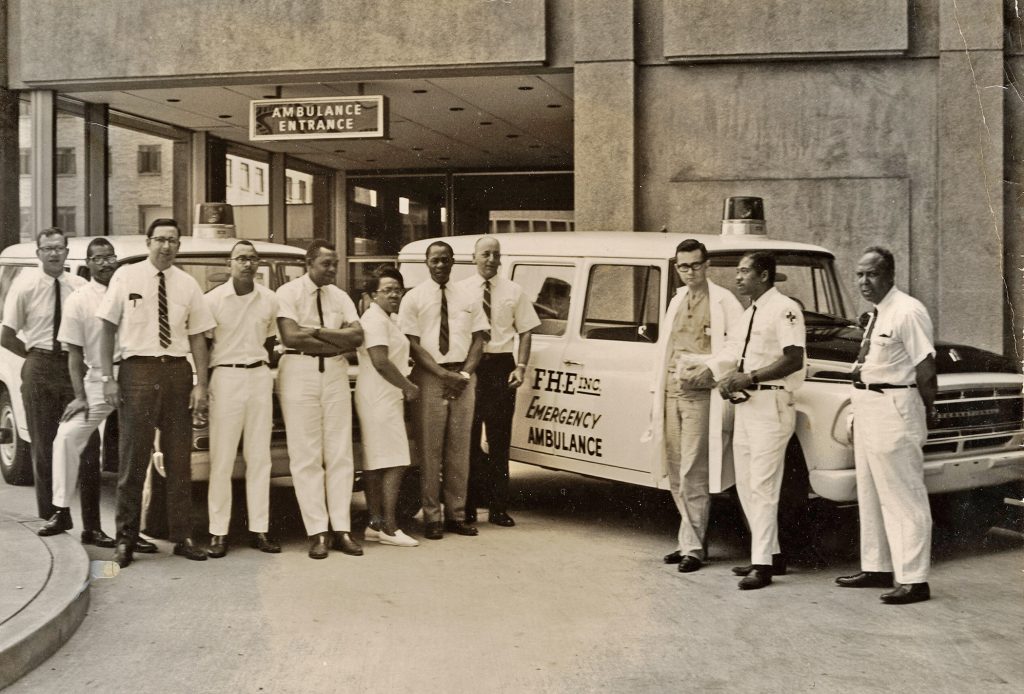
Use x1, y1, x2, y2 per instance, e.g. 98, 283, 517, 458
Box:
268, 151, 287, 244
189, 131, 208, 234
1005, 18, 1024, 361
937, 0, 1004, 353
83, 102, 108, 236
573, 0, 636, 231
0, 88, 20, 249
30, 90, 55, 234
333, 171, 348, 288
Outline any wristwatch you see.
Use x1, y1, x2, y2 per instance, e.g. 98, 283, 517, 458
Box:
750, 371, 759, 385
459, 370, 471, 380
100, 375, 112, 383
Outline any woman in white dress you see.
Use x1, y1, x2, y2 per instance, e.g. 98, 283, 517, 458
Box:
355, 267, 420, 547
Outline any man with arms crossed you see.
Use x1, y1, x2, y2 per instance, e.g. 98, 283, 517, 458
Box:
276, 240, 364, 559
458, 236, 539, 527
835, 246, 936, 605
1, 227, 85, 523
205, 240, 281, 558
98, 219, 215, 567
660, 239, 744, 573
718, 251, 805, 590
399, 241, 488, 540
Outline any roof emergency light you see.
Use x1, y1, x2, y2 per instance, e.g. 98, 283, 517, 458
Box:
721, 196, 766, 236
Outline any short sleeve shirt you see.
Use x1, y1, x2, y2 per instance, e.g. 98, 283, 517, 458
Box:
276, 273, 359, 331
2, 267, 86, 351
398, 279, 489, 363
455, 274, 541, 354
358, 302, 411, 378
859, 286, 935, 386
59, 280, 121, 370
205, 281, 278, 366
740, 286, 806, 391
95, 259, 216, 358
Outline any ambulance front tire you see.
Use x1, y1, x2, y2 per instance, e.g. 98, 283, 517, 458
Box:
0, 388, 33, 485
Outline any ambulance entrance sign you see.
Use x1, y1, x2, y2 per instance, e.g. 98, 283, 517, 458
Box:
249, 96, 387, 141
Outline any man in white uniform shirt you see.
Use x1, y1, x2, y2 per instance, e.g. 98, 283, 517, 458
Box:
204, 240, 281, 558
718, 251, 805, 590
835, 246, 936, 605
399, 241, 489, 540
1, 228, 85, 522
276, 240, 364, 560
457, 236, 539, 528
35, 238, 120, 548
97, 219, 216, 567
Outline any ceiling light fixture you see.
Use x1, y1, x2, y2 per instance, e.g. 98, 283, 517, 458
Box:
449, 107, 464, 112
506, 134, 520, 139
517, 86, 534, 91
413, 89, 428, 94
166, 98, 180, 103
547, 104, 562, 109
479, 121, 493, 126
218, 114, 232, 119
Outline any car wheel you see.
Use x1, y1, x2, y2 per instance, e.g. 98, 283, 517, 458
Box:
0, 388, 33, 485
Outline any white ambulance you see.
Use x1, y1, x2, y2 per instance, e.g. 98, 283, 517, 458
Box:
397, 211, 1024, 527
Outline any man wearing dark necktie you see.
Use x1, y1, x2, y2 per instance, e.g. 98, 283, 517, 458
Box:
836, 246, 936, 605
276, 240, 364, 559
1, 227, 86, 520
717, 251, 806, 590
97, 219, 216, 567
399, 241, 488, 540
457, 236, 539, 528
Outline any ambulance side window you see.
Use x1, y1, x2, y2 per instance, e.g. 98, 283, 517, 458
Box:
582, 264, 661, 342
510, 263, 574, 337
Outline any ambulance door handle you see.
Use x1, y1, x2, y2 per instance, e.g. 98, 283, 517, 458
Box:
563, 360, 584, 367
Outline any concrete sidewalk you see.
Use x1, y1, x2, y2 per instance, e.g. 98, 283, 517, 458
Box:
0, 510, 91, 690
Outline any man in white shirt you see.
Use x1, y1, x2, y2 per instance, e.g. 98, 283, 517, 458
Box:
276, 240, 364, 560
399, 241, 489, 540
204, 240, 281, 558
1, 227, 85, 522
718, 251, 806, 590
835, 246, 936, 605
97, 219, 216, 567
457, 236, 539, 528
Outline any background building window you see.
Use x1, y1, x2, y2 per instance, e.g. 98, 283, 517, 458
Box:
298, 179, 307, 202
137, 144, 162, 174
240, 162, 250, 191
256, 168, 264, 194
286, 175, 294, 201
19, 148, 30, 176
56, 147, 76, 176
226, 160, 233, 186
56, 206, 77, 235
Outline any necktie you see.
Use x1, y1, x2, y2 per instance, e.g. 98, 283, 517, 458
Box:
439, 284, 449, 356
52, 278, 62, 352
737, 305, 757, 373
851, 308, 878, 382
316, 287, 326, 373
483, 279, 492, 323
157, 271, 170, 348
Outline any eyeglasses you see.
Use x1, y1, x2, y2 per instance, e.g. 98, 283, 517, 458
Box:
231, 256, 260, 265
675, 261, 706, 272
88, 255, 118, 265
376, 287, 404, 295
38, 246, 68, 255
149, 236, 180, 246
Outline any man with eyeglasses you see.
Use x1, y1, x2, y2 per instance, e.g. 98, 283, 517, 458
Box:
203, 240, 281, 558
97, 219, 216, 567
658, 239, 744, 574
1, 227, 86, 522
35, 238, 125, 548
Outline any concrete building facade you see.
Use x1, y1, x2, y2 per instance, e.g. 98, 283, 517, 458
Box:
0, 0, 1019, 357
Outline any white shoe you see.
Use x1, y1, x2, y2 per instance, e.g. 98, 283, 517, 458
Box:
364, 527, 381, 542
379, 529, 419, 547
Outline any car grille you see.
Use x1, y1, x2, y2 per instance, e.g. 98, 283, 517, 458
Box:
925, 387, 1023, 455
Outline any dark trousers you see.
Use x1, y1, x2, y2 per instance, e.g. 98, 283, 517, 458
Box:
467, 353, 516, 514
22, 351, 77, 519
78, 432, 103, 531
115, 357, 194, 544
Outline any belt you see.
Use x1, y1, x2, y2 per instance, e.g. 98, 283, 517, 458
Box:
750, 384, 785, 391
853, 381, 917, 393
283, 350, 343, 359
123, 355, 187, 364
28, 347, 68, 357
213, 361, 267, 369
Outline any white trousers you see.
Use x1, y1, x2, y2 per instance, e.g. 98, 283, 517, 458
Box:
852, 387, 931, 583
208, 366, 273, 536
733, 390, 795, 565
52, 376, 114, 508
277, 354, 354, 535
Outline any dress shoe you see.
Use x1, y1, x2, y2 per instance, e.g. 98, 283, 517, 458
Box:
444, 519, 479, 536
424, 522, 444, 540
663, 550, 683, 565
308, 533, 329, 559
677, 556, 702, 573
134, 537, 159, 554
881, 582, 930, 605
738, 566, 773, 590
379, 529, 419, 547
207, 535, 228, 559
488, 511, 515, 527
80, 529, 117, 548
835, 571, 894, 588
334, 532, 363, 556
251, 533, 281, 554
172, 538, 208, 561
37, 508, 73, 536
732, 554, 787, 577
114, 541, 133, 568
464, 509, 478, 524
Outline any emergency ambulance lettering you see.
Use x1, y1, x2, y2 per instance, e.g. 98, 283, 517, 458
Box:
530, 368, 600, 396
527, 426, 603, 457
523, 395, 602, 429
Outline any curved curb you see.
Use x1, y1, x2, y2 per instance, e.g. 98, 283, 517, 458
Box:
0, 516, 91, 690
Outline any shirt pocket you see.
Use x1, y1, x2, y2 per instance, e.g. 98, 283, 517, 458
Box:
321, 310, 342, 328
493, 298, 516, 328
